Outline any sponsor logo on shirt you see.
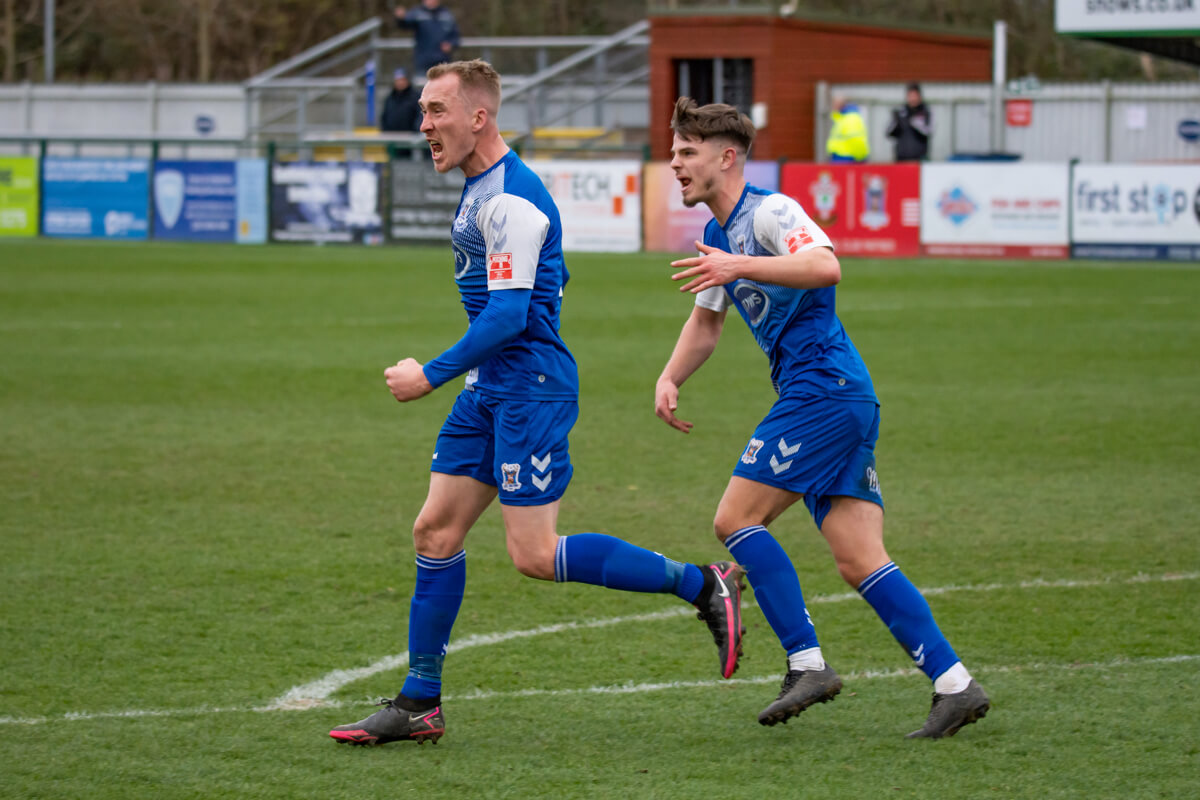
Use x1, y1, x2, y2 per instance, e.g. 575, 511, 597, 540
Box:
784, 226, 814, 253
488, 252, 513, 280
733, 282, 770, 326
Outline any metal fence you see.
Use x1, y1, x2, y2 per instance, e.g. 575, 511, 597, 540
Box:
821, 80, 1200, 163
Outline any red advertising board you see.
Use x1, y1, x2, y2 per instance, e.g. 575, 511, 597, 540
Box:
1006, 99, 1033, 127
780, 163, 921, 257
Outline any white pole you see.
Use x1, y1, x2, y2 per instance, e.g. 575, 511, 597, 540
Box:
992, 19, 1007, 153
44, 0, 55, 83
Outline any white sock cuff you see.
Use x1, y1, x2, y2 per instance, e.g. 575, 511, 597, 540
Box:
932, 661, 972, 694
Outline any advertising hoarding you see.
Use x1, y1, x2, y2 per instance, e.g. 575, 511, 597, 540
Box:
153, 160, 238, 242
920, 162, 1069, 258
153, 159, 268, 243
0, 157, 39, 237
390, 160, 465, 242
1056, 0, 1200, 36
235, 159, 268, 244
271, 161, 384, 244
643, 161, 780, 253
42, 158, 150, 240
1072, 163, 1200, 260
528, 160, 642, 252
780, 163, 921, 257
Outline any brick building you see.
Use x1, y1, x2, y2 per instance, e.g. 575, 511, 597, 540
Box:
648, 13, 993, 160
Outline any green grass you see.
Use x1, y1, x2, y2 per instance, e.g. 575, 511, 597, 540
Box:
1, 240, 1198, 799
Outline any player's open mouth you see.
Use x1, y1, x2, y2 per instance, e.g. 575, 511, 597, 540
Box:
428, 140, 443, 159
678, 177, 692, 193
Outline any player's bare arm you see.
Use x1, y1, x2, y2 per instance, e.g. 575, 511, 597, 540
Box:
655, 305, 725, 433
671, 241, 841, 294
385, 357, 434, 402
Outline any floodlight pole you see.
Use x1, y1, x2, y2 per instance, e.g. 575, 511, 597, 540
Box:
991, 19, 1007, 153
44, 0, 55, 83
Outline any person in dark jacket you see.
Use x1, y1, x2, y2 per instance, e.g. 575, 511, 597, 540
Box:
394, 0, 461, 74
886, 82, 933, 162
381, 68, 421, 132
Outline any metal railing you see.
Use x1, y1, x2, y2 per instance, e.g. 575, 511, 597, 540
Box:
242, 18, 651, 142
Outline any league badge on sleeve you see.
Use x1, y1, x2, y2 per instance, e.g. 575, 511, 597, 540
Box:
784, 226, 814, 253
488, 252, 513, 281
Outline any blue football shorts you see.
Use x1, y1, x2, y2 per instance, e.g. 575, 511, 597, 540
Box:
430, 389, 577, 506
731, 395, 884, 529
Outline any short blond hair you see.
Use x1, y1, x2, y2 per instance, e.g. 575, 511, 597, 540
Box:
427, 59, 502, 113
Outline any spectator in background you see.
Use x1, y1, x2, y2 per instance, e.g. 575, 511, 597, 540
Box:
394, 0, 461, 74
826, 94, 869, 163
886, 82, 933, 162
381, 68, 421, 132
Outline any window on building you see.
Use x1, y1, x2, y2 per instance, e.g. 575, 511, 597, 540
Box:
674, 58, 754, 115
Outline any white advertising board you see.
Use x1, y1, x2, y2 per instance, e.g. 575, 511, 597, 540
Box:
1072, 163, 1200, 260
920, 162, 1070, 258
1056, 0, 1200, 36
528, 160, 641, 253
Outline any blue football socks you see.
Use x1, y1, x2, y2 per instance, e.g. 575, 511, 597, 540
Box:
724, 525, 819, 654
858, 561, 959, 682
401, 550, 466, 700
554, 533, 705, 603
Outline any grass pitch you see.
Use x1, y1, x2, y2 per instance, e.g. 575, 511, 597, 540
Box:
1, 240, 1198, 799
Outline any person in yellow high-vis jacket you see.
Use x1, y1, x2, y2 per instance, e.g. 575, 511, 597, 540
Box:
826, 94, 870, 163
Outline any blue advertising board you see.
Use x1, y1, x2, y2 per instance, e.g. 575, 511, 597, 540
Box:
271, 161, 384, 245
42, 157, 149, 240
153, 160, 238, 241
236, 159, 268, 244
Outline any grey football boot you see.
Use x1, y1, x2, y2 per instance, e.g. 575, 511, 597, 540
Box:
906, 679, 990, 739
757, 664, 843, 725
329, 694, 445, 745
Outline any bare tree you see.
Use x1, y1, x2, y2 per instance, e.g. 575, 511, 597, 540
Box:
0, 0, 1192, 84
2, 0, 14, 82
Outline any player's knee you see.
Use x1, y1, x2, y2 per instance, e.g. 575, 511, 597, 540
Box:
505, 538, 555, 581
833, 553, 881, 588
712, 509, 744, 542
834, 559, 864, 587
412, 515, 458, 559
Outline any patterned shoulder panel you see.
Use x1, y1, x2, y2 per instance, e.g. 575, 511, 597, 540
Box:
451, 163, 505, 282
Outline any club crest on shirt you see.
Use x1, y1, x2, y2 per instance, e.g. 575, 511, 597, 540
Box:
741, 438, 765, 465
500, 462, 522, 491
488, 252, 513, 281
453, 198, 474, 232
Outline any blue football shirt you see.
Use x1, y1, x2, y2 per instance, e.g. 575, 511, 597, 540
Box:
694, 184, 876, 402
447, 149, 578, 400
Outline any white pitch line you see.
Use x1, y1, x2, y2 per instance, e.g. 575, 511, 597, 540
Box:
267, 570, 1199, 709
443, 653, 1200, 702
2, 653, 1197, 727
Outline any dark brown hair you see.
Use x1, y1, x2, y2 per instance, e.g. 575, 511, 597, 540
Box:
670, 96, 755, 154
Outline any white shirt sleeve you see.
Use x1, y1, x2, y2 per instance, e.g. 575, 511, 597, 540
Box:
694, 285, 730, 312
475, 192, 549, 291
752, 193, 834, 257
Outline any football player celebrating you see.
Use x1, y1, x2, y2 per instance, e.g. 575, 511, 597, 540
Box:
655, 97, 989, 738
329, 64, 745, 747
